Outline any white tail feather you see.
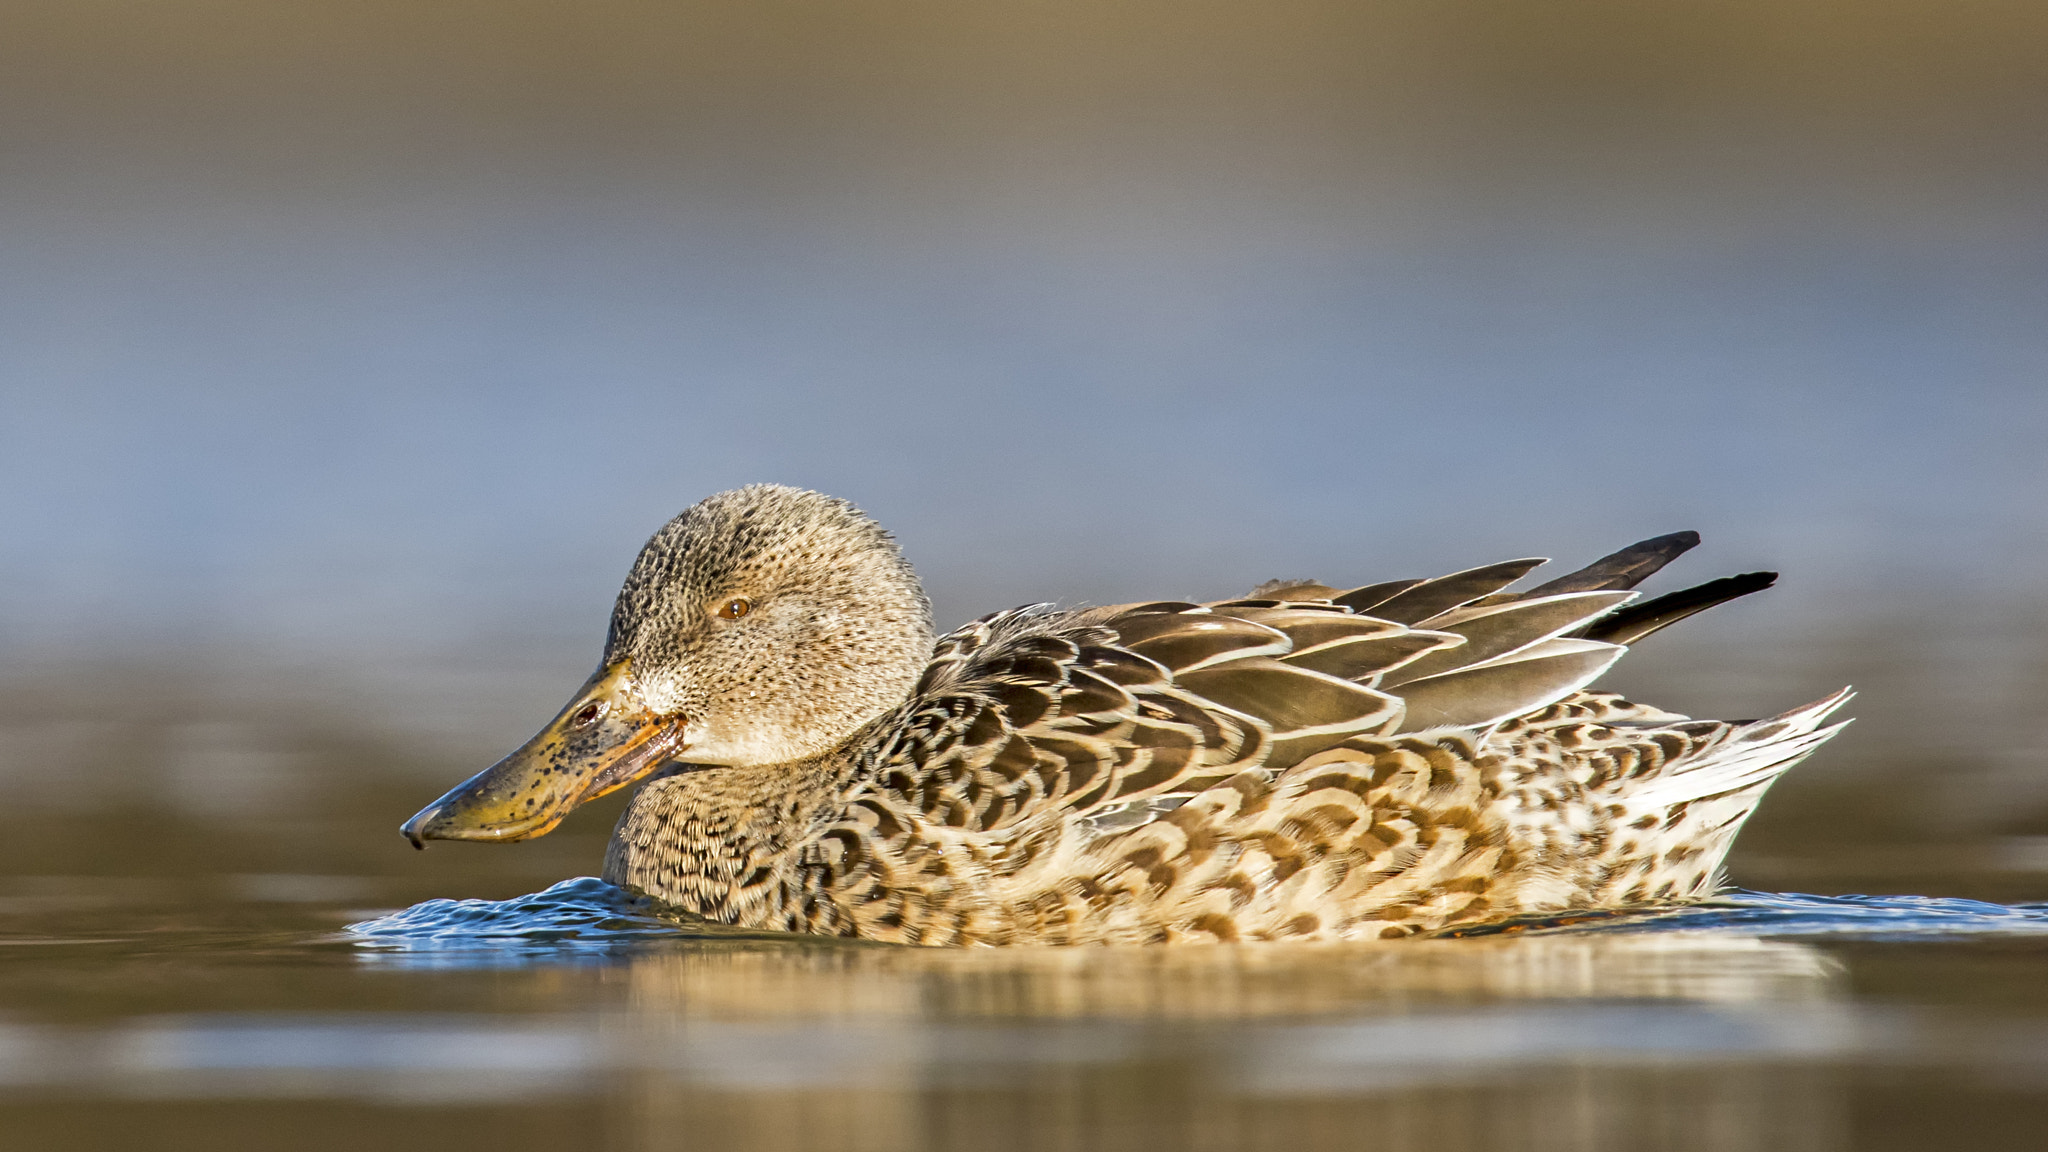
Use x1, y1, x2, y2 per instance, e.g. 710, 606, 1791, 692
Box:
1624, 688, 1854, 811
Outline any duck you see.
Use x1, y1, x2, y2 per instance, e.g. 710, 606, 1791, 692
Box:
401, 484, 1850, 945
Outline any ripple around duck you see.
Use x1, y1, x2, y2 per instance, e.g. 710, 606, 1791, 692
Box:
345, 878, 698, 960
1571, 888, 2048, 939
347, 879, 2048, 962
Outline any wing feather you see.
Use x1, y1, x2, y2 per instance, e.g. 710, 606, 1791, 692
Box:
1522, 531, 1700, 595
1351, 558, 1548, 623
1577, 572, 1777, 645
1111, 611, 1292, 672
1280, 632, 1462, 679
1388, 637, 1626, 732
859, 533, 1777, 848
1331, 578, 1423, 612
1385, 590, 1635, 685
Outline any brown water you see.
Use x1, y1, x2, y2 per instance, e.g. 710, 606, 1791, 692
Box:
5, 654, 2048, 1152
6, 878, 2048, 1152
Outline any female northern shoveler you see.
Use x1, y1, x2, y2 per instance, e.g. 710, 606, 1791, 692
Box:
402, 485, 1849, 945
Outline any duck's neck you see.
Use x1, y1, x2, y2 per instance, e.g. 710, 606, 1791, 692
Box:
602, 746, 864, 931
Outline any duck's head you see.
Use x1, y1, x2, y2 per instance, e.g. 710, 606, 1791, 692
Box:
401, 485, 934, 847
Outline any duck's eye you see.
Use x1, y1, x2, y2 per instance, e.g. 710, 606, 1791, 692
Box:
718, 597, 753, 620
571, 702, 605, 727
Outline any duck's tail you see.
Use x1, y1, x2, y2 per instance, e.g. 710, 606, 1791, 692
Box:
1597, 688, 1855, 905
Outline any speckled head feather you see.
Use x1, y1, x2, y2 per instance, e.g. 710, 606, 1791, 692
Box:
605, 485, 934, 767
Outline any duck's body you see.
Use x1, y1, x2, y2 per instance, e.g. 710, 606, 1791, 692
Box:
406, 485, 1849, 945
604, 608, 1847, 946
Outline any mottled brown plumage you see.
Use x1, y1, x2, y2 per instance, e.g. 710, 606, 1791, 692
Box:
413, 484, 1850, 945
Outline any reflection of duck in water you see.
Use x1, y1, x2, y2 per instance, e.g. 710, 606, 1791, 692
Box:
403, 485, 1849, 945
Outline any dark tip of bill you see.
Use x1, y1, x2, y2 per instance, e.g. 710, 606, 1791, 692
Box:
400, 807, 436, 850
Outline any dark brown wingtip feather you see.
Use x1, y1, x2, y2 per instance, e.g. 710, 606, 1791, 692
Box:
1525, 530, 1703, 597
1577, 570, 1778, 645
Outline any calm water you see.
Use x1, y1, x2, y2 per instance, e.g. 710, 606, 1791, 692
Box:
4, 869, 2048, 1151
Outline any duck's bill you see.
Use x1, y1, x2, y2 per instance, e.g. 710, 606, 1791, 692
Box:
400, 660, 684, 848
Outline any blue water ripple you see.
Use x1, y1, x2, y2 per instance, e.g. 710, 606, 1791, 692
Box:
1573, 889, 2048, 939
348, 877, 688, 958
348, 880, 2048, 964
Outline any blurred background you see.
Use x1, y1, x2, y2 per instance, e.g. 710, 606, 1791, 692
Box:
6, 4, 2048, 1149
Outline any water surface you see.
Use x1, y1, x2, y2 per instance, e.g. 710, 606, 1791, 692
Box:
5, 872, 2047, 1152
